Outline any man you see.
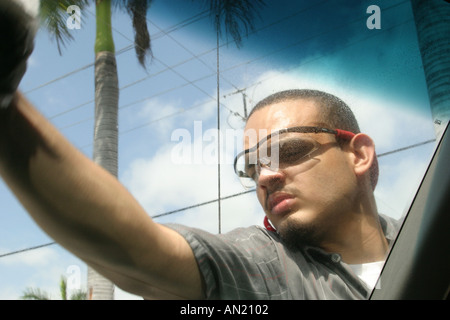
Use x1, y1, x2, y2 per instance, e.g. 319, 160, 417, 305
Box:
0, 1, 398, 300
168, 89, 399, 299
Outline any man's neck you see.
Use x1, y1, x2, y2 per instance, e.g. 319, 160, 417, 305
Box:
321, 211, 389, 264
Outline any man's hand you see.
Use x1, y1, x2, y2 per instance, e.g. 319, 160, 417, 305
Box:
0, 0, 38, 109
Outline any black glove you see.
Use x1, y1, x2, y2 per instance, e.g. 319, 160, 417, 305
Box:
0, 0, 38, 109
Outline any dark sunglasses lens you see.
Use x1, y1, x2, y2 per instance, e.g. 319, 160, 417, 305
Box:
278, 137, 318, 165
235, 135, 319, 185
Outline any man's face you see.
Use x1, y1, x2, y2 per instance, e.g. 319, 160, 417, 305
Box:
244, 99, 359, 247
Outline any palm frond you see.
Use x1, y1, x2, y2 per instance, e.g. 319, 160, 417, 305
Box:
21, 287, 50, 300
70, 289, 88, 300
60, 276, 67, 300
39, 0, 90, 54
201, 0, 266, 48
113, 0, 153, 68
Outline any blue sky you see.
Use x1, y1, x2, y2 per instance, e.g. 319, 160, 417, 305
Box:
0, 0, 439, 299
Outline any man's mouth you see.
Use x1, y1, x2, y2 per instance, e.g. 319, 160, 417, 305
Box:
268, 193, 295, 215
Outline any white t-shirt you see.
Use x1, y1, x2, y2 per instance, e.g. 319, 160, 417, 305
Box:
349, 261, 384, 290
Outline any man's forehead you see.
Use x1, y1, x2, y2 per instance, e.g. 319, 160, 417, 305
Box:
247, 99, 321, 125
243, 99, 324, 147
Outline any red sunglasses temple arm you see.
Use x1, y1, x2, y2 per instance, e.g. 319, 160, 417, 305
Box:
264, 216, 277, 232
335, 129, 356, 140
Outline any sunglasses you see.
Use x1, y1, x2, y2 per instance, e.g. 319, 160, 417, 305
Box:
233, 126, 355, 189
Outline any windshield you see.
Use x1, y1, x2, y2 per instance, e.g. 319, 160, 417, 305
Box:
0, 0, 444, 300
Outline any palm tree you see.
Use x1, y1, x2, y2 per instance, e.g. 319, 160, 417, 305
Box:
21, 287, 50, 300
410, 0, 450, 139
39, 0, 265, 299
21, 276, 87, 300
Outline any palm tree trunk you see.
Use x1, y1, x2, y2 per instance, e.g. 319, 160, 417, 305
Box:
87, 51, 118, 300
93, 51, 118, 176
410, 0, 450, 138
87, 0, 117, 300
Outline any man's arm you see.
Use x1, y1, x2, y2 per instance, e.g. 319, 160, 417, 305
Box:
0, 93, 204, 299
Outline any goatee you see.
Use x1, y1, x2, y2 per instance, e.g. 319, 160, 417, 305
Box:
277, 219, 322, 251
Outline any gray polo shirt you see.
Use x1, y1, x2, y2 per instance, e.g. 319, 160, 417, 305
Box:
166, 215, 400, 300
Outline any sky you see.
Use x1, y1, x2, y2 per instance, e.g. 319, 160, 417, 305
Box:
0, 0, 440, 299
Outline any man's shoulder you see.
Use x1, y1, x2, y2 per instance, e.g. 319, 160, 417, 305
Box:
165, 223, 281, 253
166, 223, 275, 240
379, 213, 403, 242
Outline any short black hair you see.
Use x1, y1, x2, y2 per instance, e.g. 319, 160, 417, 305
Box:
248, 89, 361, 134
248, 89, 378, 189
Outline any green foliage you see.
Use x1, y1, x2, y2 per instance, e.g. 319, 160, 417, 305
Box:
200, 0, 266, 48
21, 287, 50, 300
39, 0, 265, 67
39, 0, 90, 54
21, 276, 87, 300
113, 0, 153, 67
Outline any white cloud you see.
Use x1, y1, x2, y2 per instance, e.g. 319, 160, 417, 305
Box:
0, 287, 16, 300
121, 140, 264, 233
230, 68, 435, 148
0, 246, 57, 267
375, 144, 436, 220
122, 145, 217, 215
0, 246, 88, 300
115, 287, 142, 300
135, 98, 182, 137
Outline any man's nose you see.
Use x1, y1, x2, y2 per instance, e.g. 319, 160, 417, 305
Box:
257, 166, 286, 190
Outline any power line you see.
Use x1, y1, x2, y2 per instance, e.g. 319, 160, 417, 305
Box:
23, 45, 135, 95
146, 13, 241, 93
151, 189, 255, 219
0, 242, 57, 259
23, 9, 210, 95
104, 11, 241, 119
45, 17, 237, 122
377, 139, 436, 157
0, 189, 256, 259
216, 20, 222, 234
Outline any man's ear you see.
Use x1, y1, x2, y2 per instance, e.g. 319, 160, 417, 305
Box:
347, 133, 376, 180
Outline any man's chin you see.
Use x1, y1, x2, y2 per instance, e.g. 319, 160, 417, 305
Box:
277, 218, 322, 250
